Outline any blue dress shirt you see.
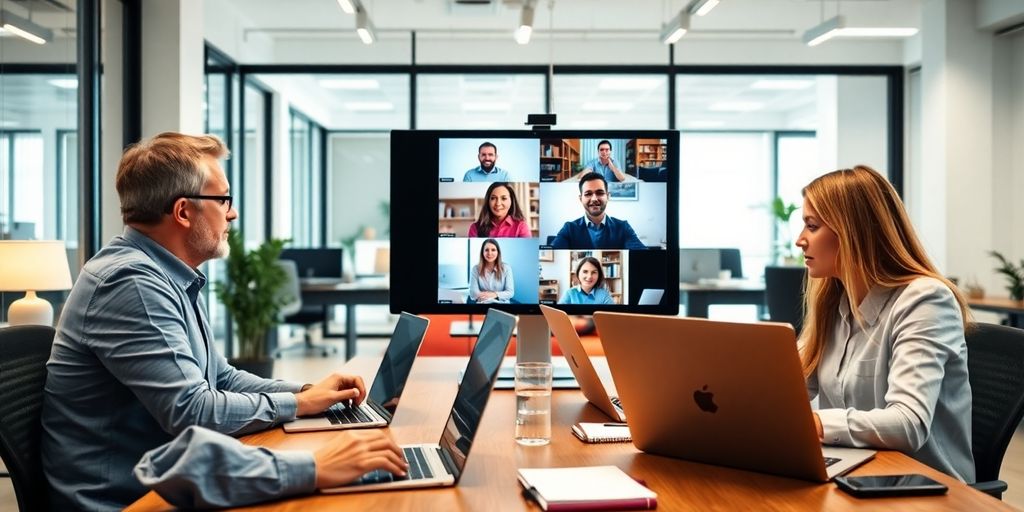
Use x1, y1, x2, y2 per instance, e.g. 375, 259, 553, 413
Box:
42, 227, 305, 510
550, 216, 647, 250
583, 158, 622, 182
559, 286, 614, 304
134, 426, 316, 508
462, 165, 510, 182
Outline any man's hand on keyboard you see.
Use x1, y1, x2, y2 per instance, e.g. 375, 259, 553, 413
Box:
296, 373, 367, 416
313, 430, 408, 488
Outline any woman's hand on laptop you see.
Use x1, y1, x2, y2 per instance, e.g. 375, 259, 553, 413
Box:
296, 373, 367, 416
813, 413, 824, 441
313, 430, 408, 487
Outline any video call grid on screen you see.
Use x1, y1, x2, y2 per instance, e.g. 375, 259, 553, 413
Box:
390, 130, 679, 316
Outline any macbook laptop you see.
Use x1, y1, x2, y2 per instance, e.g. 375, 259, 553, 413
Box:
284, 312, 429, 432
637, 288, 665, 305
593, 312, 875, 482
323, 308, 517, 493
679, 248, 719, 283
540, 305, 625, 422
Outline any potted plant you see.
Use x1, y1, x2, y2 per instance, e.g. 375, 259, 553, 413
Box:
989, 250, 1024, 301
771, 196, 802, 266
215, 229, 291, 377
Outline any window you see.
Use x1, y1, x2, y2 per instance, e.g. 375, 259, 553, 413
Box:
417, 74, 544, 129
554, 74, 669, 129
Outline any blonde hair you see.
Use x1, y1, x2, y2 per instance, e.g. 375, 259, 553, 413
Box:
116, 132, 229, 224
798, 165, 972, 377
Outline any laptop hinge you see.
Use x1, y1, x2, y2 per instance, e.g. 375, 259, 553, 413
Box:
367, 399, 393, 423
437, 446, 459, 479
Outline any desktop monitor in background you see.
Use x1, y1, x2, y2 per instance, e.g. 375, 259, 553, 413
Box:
280, 248, 343, 279
391, 130, 679, 361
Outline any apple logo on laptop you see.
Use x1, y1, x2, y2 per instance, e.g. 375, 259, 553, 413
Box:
693, 385, 718, 413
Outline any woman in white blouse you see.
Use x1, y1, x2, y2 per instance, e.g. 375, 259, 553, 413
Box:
470, 238, 514, 303
796, 165, 975, 482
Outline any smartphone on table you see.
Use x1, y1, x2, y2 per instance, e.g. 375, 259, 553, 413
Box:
834, 474, 948, 498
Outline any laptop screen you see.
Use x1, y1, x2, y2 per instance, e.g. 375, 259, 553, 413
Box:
367, 313, 429, 416
437, 309, 516, 480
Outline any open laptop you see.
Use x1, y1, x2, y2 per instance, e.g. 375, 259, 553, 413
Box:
593, 312, 875, 482
284, 312, 430, 432
323, 308, 517, 493
637, 288, 665, 305
679, 248, 719, 283
539, 305, 625, 422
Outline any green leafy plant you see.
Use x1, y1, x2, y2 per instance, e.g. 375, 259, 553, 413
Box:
379, 200, 390, 236
215, 229, 292, 359
989, 250, 1024, 301
770, 197, 801, 264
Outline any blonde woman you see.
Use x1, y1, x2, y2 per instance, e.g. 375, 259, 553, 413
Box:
797, 165, 974, 482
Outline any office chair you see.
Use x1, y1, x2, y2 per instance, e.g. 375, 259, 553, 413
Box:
718, 248, 743, 279
966, 322, 1024, 500
764, 266, 806, 335
0, 325, 55, 512
272, 260, 338, 358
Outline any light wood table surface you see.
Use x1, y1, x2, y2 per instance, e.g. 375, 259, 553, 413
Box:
127, 356, 1011, 511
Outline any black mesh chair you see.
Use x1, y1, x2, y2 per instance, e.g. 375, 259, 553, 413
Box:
273, 259, 337, 358
0, 325, 56, 512
764, 266, 806, 335
718, 248, 743, 279
966, 322, 1024, 499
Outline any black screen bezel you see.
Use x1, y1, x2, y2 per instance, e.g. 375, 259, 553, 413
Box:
390, 129, 679, 316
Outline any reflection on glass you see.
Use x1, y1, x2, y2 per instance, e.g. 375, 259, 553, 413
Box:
367, 313, 429, 415
438, 309, 516, 479
554, 74, 668, 130
417, 74, 544, 129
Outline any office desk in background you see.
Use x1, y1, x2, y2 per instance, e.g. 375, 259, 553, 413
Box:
968, 296, 1024, 328
127, 356, 1006, 511
299, 279, 389, 360
679, 280, 766, 318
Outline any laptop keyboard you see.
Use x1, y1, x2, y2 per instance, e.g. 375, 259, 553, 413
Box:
823, 457, 840, 467
325, 403, 374, 425
353, 447, 437, 485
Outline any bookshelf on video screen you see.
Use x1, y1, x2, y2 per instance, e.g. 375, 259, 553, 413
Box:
388, 130, 678, 316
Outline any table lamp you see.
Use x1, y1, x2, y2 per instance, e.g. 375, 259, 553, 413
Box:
0, 240, 73, 326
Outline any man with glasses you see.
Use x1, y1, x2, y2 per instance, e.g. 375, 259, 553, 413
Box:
550, 172, 646, 250
42, 132, 404, 510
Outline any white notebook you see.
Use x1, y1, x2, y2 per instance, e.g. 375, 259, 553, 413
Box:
571, 422, 632, 443
518, 465, 656, 511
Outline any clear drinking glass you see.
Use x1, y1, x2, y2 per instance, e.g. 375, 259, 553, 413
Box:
515, 361, 553, 446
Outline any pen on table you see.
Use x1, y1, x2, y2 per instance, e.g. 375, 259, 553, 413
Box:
603, 422, 628, 427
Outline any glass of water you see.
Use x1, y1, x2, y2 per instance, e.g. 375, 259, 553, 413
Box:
515, 361, 552, 446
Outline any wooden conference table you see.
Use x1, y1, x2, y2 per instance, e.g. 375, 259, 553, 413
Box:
968, 296, 1024, 328
127, 356, 1008, 511
298, 278, 389, 360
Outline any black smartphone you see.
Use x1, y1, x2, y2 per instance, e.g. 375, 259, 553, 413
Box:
834, 474, 948, 497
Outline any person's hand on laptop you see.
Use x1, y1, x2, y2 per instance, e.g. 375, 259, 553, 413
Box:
296, 373, 367, 416
813, 412, 824, 441
313, 430, 408, 487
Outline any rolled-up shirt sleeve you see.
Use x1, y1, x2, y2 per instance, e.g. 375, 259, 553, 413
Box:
134, 426, 316, 509
88, 268, 300, 436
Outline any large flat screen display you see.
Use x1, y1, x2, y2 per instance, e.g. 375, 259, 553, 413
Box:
391, 130, 679, 315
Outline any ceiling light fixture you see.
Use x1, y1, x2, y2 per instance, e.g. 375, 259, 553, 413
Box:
0, 9, 53, 45
515, 3, 535, 45
48, 78, 78, 89
802, 14, 843, 46
660, 9, 690, 45
336, 0, 357, 15
355, 6, 376, 44
689, 0, 720, 17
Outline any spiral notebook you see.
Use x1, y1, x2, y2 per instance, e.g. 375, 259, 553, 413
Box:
571, 422, 632, 443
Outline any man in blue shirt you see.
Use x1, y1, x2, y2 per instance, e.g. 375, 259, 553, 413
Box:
462, 141, 510, 181
41, 132, 405, 510
550, 173, 647, 250
580, 139, 627, 182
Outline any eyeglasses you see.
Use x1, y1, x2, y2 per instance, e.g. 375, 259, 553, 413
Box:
181, 194, 233, 210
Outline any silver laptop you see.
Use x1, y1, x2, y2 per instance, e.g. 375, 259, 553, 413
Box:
637, 288, 665, 305
679, 248, 720, 283
284, 312, 429, 432
540, 305, 625, 422
594, 312, 875, 482
323, 308, 517, 493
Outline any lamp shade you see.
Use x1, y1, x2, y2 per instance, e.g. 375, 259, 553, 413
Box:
0, 240, 73, 291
